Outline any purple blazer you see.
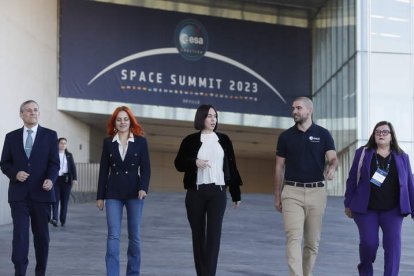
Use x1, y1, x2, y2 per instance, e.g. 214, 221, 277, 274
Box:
344, 146, 414, 217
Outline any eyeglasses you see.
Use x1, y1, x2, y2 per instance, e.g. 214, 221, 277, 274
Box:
375, 130, 390, 136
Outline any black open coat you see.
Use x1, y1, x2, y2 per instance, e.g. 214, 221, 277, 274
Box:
174, 131, 242, 202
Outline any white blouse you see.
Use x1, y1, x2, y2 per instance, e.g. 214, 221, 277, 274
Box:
196, 132, 225, 186
58, 152, 68, 176
112, 133, 135, 161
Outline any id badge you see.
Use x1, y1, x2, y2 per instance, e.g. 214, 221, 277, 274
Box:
370, 168, 388, 187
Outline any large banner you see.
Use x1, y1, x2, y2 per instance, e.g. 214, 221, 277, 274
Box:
59, 0, 310, 116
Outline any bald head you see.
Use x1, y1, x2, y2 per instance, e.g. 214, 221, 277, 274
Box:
294, 97, 313, 112
292, 97, 313, 126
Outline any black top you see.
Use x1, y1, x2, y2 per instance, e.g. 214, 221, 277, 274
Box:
276, 123, 336, 183
368, 153, 399, 210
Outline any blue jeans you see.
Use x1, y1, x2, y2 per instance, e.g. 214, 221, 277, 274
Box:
105, 198, 144, 276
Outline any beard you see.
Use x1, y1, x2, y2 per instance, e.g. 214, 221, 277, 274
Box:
293, 115, 304, 124
293, 112, 312, 125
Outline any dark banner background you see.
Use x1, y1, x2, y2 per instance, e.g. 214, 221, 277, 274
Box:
59, 0, 311, 116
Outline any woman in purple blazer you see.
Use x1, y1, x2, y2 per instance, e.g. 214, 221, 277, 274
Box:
344, 121, 414, 276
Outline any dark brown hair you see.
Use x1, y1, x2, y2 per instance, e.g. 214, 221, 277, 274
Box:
194, 104, 218, 131
365, 121, 403, 154
58, 137, 71, 154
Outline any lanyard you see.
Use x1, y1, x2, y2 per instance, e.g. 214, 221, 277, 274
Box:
375, 152, 392, 173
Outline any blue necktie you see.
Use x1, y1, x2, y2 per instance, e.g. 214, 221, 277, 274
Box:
25, 129, 33, 158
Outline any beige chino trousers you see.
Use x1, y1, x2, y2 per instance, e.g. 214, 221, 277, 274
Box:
281, 185, 327, 276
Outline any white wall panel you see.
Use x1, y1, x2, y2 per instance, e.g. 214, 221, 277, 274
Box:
0, 0, 90, 225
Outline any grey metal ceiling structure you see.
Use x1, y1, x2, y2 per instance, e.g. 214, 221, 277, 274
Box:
178, 0, 328, 18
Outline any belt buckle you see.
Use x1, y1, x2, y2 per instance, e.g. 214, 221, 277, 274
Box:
285, 181, 323, 188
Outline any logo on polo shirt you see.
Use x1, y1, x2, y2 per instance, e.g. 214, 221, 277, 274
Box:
309, 136, 321, 142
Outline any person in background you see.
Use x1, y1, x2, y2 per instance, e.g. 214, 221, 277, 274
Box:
174, 104, 242, 276
344, 121, 414, 276
273, 96, 338, 276
50, 137, 77, 227
0, 100, 59, 276
96, 106, 151, 276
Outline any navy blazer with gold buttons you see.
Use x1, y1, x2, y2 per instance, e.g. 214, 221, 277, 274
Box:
96, 135, 150, 200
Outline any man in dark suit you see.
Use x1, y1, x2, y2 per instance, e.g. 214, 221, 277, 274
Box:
0, 100, 59, 276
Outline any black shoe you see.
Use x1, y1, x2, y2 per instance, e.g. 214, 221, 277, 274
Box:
50, 219, 58, 227
61, 222, 65, 227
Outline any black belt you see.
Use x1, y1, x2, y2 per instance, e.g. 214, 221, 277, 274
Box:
284, 180, 324, 188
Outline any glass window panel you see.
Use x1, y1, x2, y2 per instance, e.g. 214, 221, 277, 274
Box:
336, 0, 342, 72
313, 92, 319, 118
327, 82, 332, 122
370, 53, 411, 98
342, 0, 349, 62
329, 1, 336, 77
334, 77, 338, 123
349, 56, 356, 120
321, 8, 327, 86
311, 0, 357, 152
342, 64, 348, 118
370, 0, 411, 53
316, 13, 321, 88
348, 0, 356, 55
329, 10, 333, 81
337, 72, 343, 149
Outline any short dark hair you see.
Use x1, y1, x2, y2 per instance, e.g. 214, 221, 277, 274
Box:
194, 104, 218, 131
365, 121, 403, 154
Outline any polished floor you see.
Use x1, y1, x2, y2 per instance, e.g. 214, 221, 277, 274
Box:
1, 193, 414, 276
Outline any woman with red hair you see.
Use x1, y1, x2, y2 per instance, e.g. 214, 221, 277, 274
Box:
96, 106, 150, 276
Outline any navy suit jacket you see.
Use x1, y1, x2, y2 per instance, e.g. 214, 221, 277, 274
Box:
96, 135, 151, 200
344, 146, 414, 217
0, 125, 60, 203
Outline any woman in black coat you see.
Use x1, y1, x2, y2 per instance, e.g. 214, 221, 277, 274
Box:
175, 104, 242, 276
51, 137, 77, 227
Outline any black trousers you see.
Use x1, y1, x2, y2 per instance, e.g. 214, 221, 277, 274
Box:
52, 175, 72, 225
185, 184, 227, 276
10, 200, 51, 276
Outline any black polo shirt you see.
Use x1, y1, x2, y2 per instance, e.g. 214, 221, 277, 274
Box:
276, 123, 336, 183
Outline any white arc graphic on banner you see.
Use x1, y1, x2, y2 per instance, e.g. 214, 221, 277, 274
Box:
88, 47, 286, 103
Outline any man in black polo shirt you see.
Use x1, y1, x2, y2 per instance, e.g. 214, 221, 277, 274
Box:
274, 96, 338, 276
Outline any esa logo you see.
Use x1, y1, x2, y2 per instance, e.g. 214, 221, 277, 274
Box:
174, 19, 208, 61
309, 136, 321, 142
